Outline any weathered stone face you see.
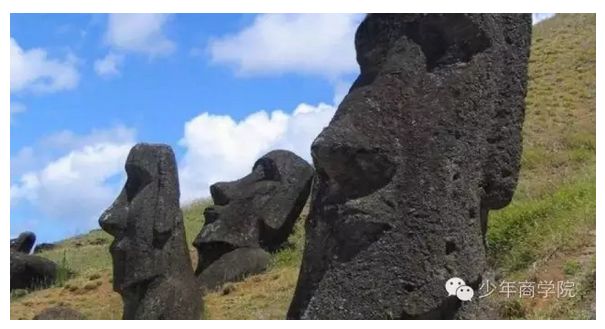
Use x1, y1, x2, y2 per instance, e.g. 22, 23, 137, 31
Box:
11, 231, 36, 254
99, 143, 202, 319
193, 150, 313, 290
288, 14, 531, 319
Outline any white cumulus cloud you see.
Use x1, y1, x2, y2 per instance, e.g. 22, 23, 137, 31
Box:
94, 52, 124, 78
11, 126, 136, 233
10, 38, 80, 94
105, 14, 175, 57
208, 14, 363, 79
178, 102, 336, 203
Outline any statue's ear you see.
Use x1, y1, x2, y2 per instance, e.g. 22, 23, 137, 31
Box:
152, 204, 172, 249
153, 180, 174, 248
483, 120, 523, 210
152, 151, 177, 249
482, 15, 531, 210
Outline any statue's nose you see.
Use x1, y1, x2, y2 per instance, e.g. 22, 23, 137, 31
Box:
99, 207, 126, 237
210, 182, 234, 206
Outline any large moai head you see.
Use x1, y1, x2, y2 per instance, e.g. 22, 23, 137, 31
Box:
99, 143, 201, 319
11, 231, 36, 253
193, 150, 313, 290
288, 14, 532, 319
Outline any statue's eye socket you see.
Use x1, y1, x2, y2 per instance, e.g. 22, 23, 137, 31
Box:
313, 144, 395, 201
125, 164, 153, 202
252, 158, 280, 181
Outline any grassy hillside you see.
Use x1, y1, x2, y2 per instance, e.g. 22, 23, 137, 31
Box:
10, 13, 595, 320
486, 13, 596, 319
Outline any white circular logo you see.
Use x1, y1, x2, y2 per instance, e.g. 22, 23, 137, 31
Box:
445, 277, 465, 296
456, 285, 474, 301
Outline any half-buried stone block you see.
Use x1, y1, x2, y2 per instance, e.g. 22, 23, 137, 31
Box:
10, 251, 57, 290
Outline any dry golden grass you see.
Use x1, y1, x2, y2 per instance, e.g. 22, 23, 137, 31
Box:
204, 267, 299, 319
10, 271, 122, 320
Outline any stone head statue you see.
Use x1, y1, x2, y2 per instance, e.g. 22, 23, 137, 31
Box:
11, 231, 36, 253
99, 143, 201, 319
288, 14, 532, 319
193, 150, 313, 290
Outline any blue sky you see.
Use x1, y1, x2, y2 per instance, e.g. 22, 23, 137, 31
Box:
10, 13, 362, 243
10, 13, 555, 244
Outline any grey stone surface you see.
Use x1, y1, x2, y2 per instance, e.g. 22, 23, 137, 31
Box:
10, 251, 57, 290
99, 143, 202, 319
11, 231, 36, 254
194, 150, 313, 291
288, 14, 531, 319
197, 247, 271, 291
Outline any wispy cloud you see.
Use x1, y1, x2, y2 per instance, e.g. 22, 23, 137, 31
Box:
93, 14, 175, 78
10, 102, 27, 114
94, 52, 124, 78
208, 14, 363, 80
11, 38, 80, 94
104, 14, 175, 57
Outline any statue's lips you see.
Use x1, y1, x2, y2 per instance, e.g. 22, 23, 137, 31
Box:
320, 202, 393, 240
323, 203, 373, 219
109, 239, 163, 291
203, 206, 219, 224
319, 192, 394, 223
197, 204, 260, 248
108, 239, 126, 289
108, 239, 124, 259
197, 237, 240, 249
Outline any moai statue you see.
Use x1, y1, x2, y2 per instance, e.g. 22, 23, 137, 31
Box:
99, 143, 202, 319
288, 14, 532, 319
11, 231, 36, 253
194, 150, 313, 291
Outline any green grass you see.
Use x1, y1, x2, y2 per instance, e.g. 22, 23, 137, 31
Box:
487, 166, 595, 273
484, 13, 596, 319
54, 250, 74, 287
563, 260, 582, 277
183, 198, 213, 246
11, 14, 596, 320
268, 217, 306, 270
38, 229, 113, 278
